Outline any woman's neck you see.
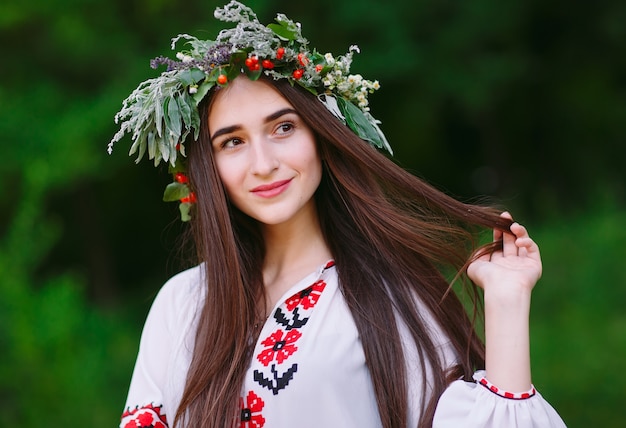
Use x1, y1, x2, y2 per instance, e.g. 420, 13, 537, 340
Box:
260, 204, 332, 313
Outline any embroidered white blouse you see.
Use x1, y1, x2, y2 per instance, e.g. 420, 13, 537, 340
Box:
120, 261, 567, 428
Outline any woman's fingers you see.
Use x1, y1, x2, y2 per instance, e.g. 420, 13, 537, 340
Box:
498, 212, 540, 259
493, 225, 503, 243
500, 212, 518, 257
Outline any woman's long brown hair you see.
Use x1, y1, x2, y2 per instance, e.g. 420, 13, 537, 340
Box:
174, 77, 512, 428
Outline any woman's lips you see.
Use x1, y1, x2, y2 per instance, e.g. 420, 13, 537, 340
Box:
251, 179, 292, 198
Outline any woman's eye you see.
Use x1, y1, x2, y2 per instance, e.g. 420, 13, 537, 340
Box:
276, 122, 294, 134
222, 138, 243, 149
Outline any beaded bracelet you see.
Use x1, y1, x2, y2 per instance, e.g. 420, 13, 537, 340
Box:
477, 377, 537, 400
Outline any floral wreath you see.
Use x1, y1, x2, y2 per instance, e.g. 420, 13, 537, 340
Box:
109, 0, 392, 221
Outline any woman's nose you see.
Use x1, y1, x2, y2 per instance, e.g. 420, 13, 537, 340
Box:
249, 139, 279, 176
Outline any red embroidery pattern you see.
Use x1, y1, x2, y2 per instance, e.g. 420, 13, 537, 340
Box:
478, 377, 537, 400
243, 261, 335, 419
121, 403, 168, 428
257, 329, 303, 366
285, 280, 327, 311
240, 390, 265, 428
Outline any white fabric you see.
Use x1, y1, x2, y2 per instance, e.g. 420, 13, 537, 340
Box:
121, 262, 567, 428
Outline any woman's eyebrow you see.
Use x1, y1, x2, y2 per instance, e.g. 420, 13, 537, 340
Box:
210, 125, 241, 142
264, 108, 298, 123
210, 108, 298, 141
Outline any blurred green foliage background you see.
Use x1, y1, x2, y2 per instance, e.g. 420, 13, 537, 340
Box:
1, 0, 624, 426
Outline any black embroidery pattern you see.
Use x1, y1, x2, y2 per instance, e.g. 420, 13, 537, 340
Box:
273, 307, 309, 330
253, 363, 299, 395
250, 262, 333, 397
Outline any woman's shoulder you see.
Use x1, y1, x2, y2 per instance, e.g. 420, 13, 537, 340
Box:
148, 264, 205, 327
159, 264, 204, 296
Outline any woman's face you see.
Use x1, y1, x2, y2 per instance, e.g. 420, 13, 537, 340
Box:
208, 77, 322, 227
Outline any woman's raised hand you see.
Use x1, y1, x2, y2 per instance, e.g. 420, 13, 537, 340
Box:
467, 212, 542, 304
467, 212, 541, 391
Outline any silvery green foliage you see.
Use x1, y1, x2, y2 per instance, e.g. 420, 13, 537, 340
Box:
109, 71, 198, 166
109, 1, 392, 221
214, 2, 299, 56
109, 0, 391, 170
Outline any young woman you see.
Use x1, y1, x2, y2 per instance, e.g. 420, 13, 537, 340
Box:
111, 2, 567, 427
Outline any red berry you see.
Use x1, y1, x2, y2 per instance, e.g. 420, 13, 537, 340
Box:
217, 74, 228, 85
180, 192, 197, 204
262, 59, 274, 69
315, 64, 323, 73
276, 47, 285, 60
292, 69, 304, 79
297, 53, 308, 66
174, 172, 188, 183
246, 56, 261, 71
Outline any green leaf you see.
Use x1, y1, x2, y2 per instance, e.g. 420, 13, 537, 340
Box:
227, 64, 242, 81
167, 158, 187, 174
167, 95, 182, 138
296, 80, 319, 96
129, 131, 147, 163
268, 23, 297, 40
178, 93, 193, 130
157, 135, 169, 163
179, 202, 192, 222
309, 52, 324, 63
192, 81, 214, 106
191, 107, 201, 140
154, 94, 164, 137
207, 66, 222, 82
189, 68, 206, 83
163, 181, 190, 202
147, 131, 156, 160
162, 97, 171, 135
177, 70, 194, 86
176, 68, 206, 86
244, 67, 262, 81
337, 97, 385, 150
230, 51, 248, 67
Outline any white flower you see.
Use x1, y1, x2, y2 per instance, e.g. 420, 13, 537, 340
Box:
189, 85, 198, 94
323, 74, 335, 87
372, 80, 380, 90
349, 45, 361, 53
337, 82, 351, 93
176, 52, 193, 63
347, 74, 363, 85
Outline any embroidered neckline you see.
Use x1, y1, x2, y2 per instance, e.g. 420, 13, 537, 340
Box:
262, 260, 335, 324
252, 260, 335, 341
241, 259, 335, 424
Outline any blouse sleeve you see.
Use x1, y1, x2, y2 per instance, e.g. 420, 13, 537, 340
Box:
119, 267, 202, 428
433, 370, 567, 427
412, 297, 568, 428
